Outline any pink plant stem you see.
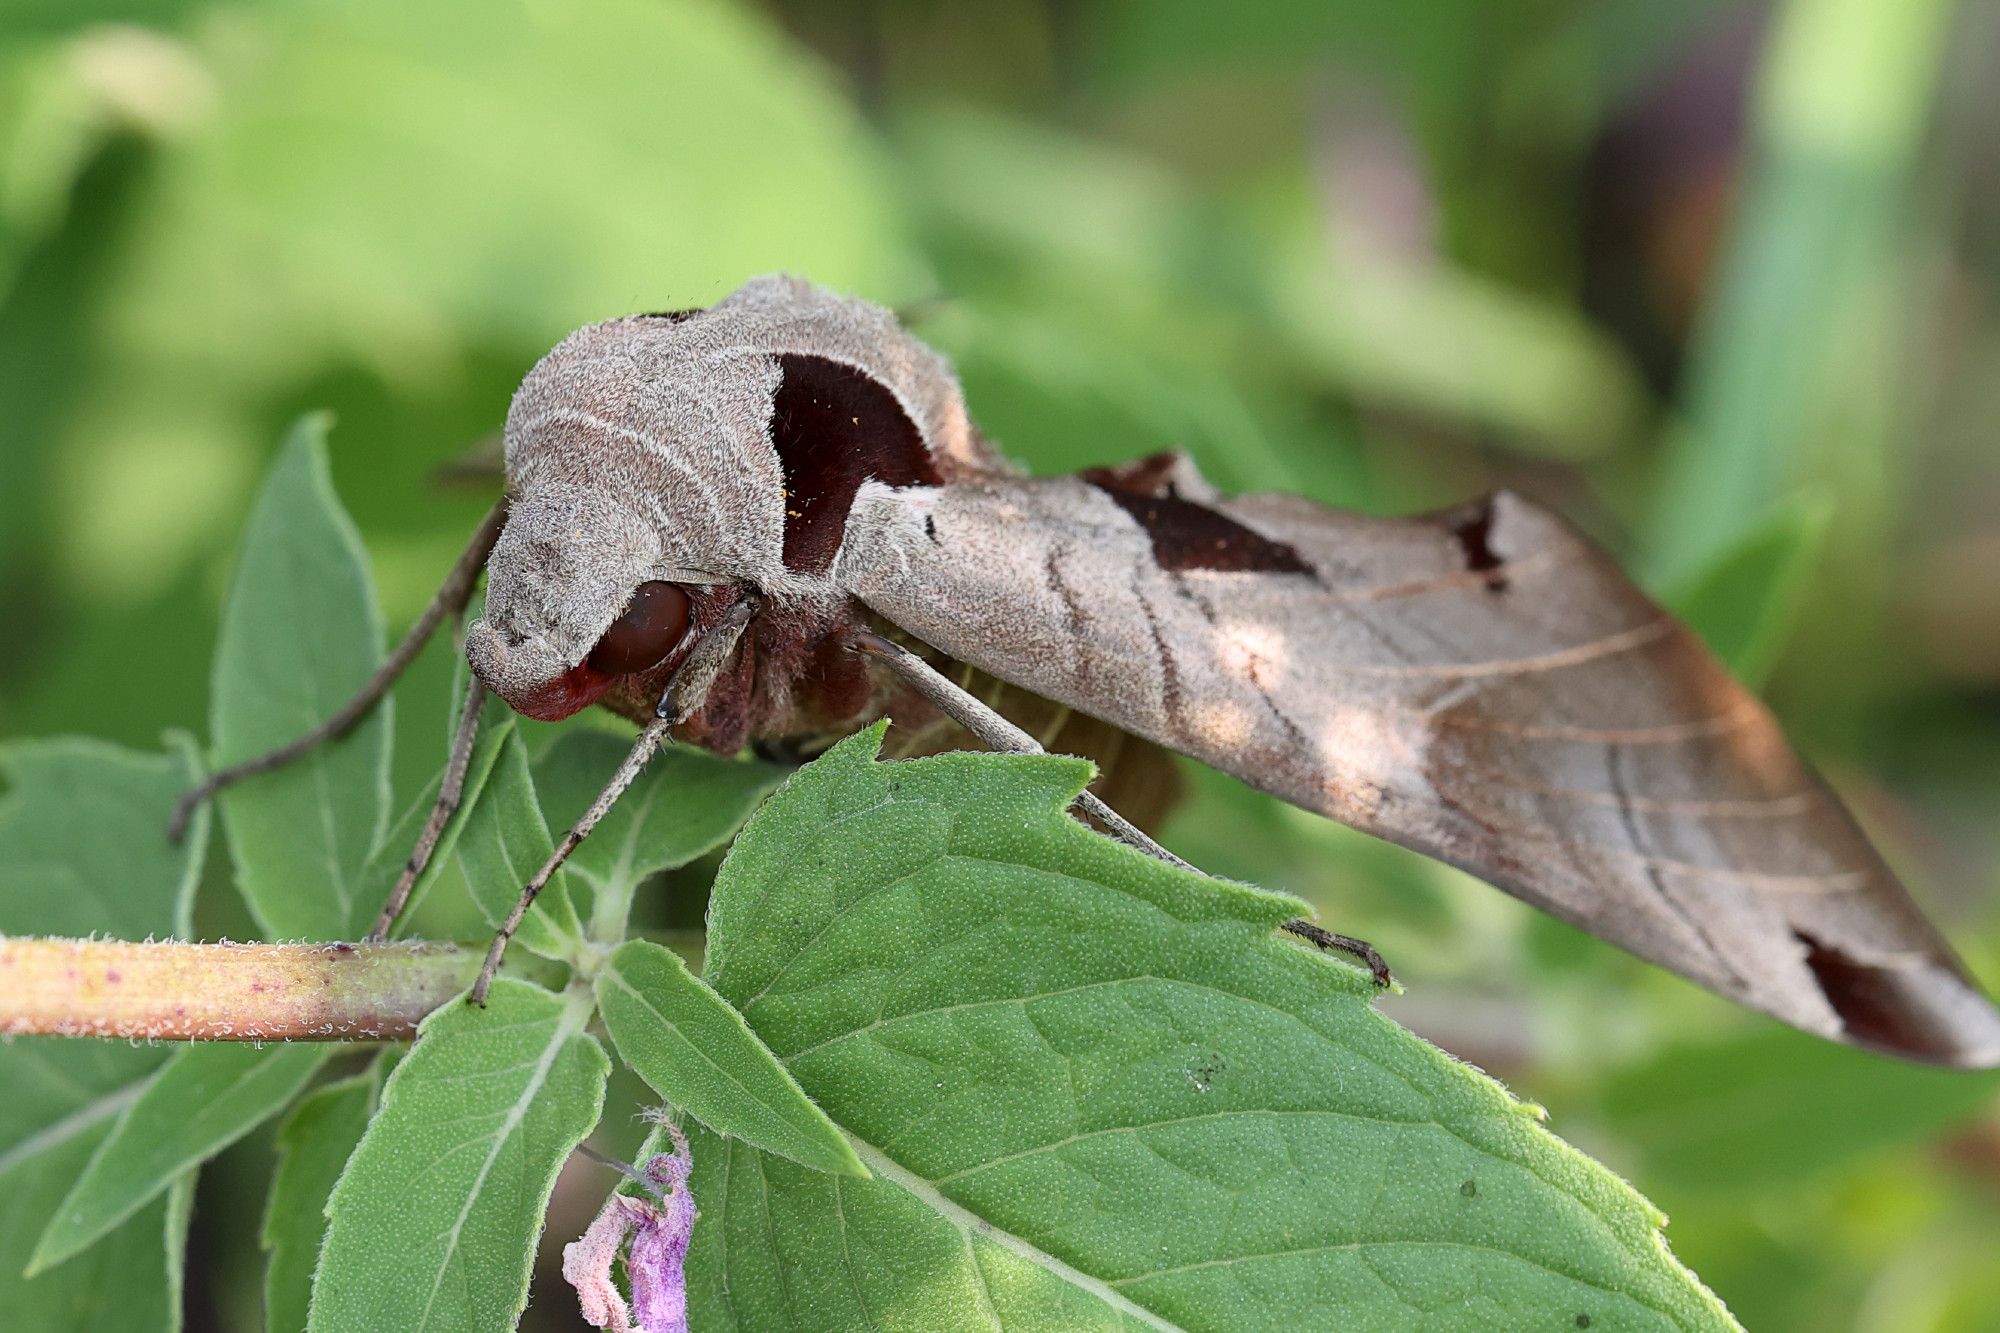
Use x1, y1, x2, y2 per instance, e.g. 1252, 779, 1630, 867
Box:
0, 937, 482, 1041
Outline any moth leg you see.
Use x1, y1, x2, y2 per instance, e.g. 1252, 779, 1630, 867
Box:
365, 681, 487, 942
1279, 920, 1393, 988
852, 630, 1393, 988
469, 601, 755, 1006
850, 631, 1190, 867
167, 498, 509, 843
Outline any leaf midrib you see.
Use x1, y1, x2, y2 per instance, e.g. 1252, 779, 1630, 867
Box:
0, 1081, 144, 1178
412, 989, 591, 1329
601, 963, 837, 1170
842, 1133, 1185, 1333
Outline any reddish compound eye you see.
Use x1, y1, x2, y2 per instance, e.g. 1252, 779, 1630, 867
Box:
586, 582, 692, 676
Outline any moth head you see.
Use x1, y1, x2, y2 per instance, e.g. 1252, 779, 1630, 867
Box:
465, 483, 707, 720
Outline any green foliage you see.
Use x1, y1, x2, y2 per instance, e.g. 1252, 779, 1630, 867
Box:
597, 939, 864, 1178
532, 730, 786, 939
29, 1045, 328, 1273
1666, 497, 1833, 689
359, 694, 515, 939
452, 729, 586, 962
1593, 1031, 2000, 1194
309, 981, 607, 1332
211, 416, 391, 940
261, 1067, 381, 1333
0, 737, 207, 1331
688, 728, 1730, 1330
0, 737, 206, 940
6, 0, 1999, 1325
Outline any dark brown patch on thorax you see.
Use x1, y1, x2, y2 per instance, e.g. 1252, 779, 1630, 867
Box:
769, 353, 943, 574
1081, 458, 1313, 575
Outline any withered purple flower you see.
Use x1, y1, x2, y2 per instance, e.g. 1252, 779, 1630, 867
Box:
563, 1116, 696, 1333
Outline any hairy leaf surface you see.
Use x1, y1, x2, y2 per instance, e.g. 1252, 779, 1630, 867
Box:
0, 738, 209, 1329
598, 939, 863, 1178
687, 727, 1735, 1331
211, 416, 392, 939
309, 980, 607, 1332
261, 1064, 383, 1333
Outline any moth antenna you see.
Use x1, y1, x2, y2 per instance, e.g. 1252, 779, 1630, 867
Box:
429, 431, 505, 490
850, 630, 1394, 988
166, 499, 509, 843
366, 681, 487, 941
469, 601, 754, 1006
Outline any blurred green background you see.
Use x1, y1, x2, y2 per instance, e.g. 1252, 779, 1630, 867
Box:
4, 0, 2000, 1328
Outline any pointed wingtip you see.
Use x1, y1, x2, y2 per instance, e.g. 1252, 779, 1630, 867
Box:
1795, 930, 2000, 1069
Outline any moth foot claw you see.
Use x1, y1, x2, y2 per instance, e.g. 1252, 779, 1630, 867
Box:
1282, 918, 1393, 987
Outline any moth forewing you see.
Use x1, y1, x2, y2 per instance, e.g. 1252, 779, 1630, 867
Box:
838, 465, 2000, 1066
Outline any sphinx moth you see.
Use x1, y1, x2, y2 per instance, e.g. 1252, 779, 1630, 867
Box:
178, 275, 2000, 1067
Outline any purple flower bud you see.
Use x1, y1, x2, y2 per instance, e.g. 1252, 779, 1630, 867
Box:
629, 1120, 695, 1333
564, 1118, 696, 1333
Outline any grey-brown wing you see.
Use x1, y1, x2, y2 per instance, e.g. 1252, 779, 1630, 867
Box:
836, 466, 2000, 1066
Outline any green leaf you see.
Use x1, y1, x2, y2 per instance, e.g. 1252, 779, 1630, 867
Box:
262, 1063, 383, 1333
309, 979, 608, 1332
30, 1043, 329, 1273
452, 730, 584, 961
597, 938, 864, 1178
689, 727, 1734, 1331
356, 692, 517, 939
0, 737, 210, 1330
532, 729, 783, 939
1595, 1030, 2000, 1193
0, 1048, 182, 1328
162, 1169, 195, 1326
0, 734, 208, 940
212, 415, 392, 940
0, 1105, 188, 1333
1664, 495, 1832, 689
1645, 0, 1952, 579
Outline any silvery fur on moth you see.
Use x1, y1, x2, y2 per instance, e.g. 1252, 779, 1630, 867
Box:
193, 273, 2000, 1067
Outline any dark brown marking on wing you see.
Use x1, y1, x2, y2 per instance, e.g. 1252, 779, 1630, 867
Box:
1088, 450, 1184, 499
639, 308, 703, 321
1607, 744, 1748, 988
1082, 468, 1314, 575
1133, 579, 1189, 734
1795, 930, 1963, 1062
1044, 547, 1089, 640
1448, 495, 1510, 593
769, 353, 943, 575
